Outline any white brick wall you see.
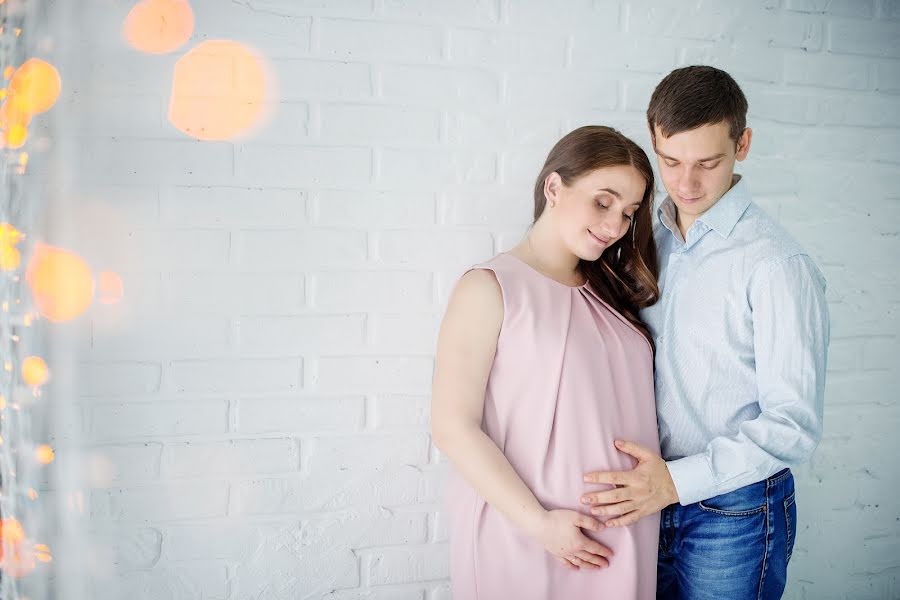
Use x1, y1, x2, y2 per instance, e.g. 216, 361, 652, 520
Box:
35, 1, 900, 598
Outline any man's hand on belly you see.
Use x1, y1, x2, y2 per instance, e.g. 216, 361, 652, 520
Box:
580, 439, 679, 528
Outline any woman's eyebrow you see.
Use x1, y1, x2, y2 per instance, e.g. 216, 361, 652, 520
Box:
595, 187, 621, 198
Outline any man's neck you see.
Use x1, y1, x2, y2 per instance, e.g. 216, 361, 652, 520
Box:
673, 174, 741, 241
675, 212, 696, 241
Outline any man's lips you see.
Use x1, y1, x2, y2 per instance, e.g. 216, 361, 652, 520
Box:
678, 195, 703, 204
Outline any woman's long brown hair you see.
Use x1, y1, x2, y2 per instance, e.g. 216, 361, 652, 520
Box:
532, 125, 660, 352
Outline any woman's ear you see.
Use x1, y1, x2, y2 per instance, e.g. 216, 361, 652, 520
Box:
544, 171, 561, 207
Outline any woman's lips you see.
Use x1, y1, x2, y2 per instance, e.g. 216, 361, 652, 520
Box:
589, 230, 609, 247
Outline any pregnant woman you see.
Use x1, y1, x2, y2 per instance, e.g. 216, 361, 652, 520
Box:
431, 125, 662, 599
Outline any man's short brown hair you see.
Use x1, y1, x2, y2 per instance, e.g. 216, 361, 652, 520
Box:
647, 65, 748, 142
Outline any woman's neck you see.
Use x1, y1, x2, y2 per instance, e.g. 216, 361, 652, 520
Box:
516, 218, 585, 286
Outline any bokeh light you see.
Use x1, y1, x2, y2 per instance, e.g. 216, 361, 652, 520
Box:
96, 271, 124, 305
123, 0, 194, 55
7, 58, 61, 115
0, 223, 24, 246
168, 40, 270, 141
0, 244, 20, 271
0, 517, 36, 578
21, 356, 49, 387
25, 243, 95, 322
0, 96, 32, 130
35, 444, 54, 465
3, 122, 26, 148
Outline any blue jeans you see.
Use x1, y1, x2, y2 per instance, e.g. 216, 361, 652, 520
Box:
657, 469, 796, 600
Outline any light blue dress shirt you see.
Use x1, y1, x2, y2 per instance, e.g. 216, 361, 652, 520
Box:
640, 175, 830, 506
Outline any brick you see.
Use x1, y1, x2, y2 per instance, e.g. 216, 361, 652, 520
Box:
245, 101, 311, 143
874, 60, 900, 92
381, 65, 499, 105
230, 524, 359, 597
320, 104, 440, 143
324, 589, 425, 600
63, 95, 166, 138
90, 400, 229, 439
170, 359, 302, 393
160, 187, 305, 228
237, 396, 365, 434
162, 272, 305, 315
89, 526, 162, 571
747, 88, 820, 125
303, 509, 429, 548
376, 230, 493, 267
680, 46, 784, 84
500, 145, 557, 187
308, 433, 431, 470
76, 139, 233, 185
80, 362, 162, 397
830, 18, 900, 57
230, 464, 423, 514
819, 94, 900, 127
314, 357, 434, 393
379, 148, 497, 187
416, 464, 448, 504
785, 0, 876, 17
314, 271, 433, 311
444, 186, 535, 226
190, 2, 311, 56
223, 0, 373, 18
237, 229, 367, 270
508, 0, 617, 27
448, 28, 565, 69
318, 19, 442, 62
366, 544, 450, 585
112, 565, 228, 600
84, 443, 162, 484
633, 2, 823, 50
505, 72, 618, 109
274, 59, 373, 99
369, 313, 439, 354
785, 53, 869, 90
372, 395, 432, 429
238, 315, 366, 355
89, 315, 230, 359
571, 32, 677, 73
166, 521, 292, 560
445, 109, 562, 146
164, 438, 300, 477
92, 482, 228, 520
382, 0, 499, 23
234, 145, 372, 187
315, 189, 436, 228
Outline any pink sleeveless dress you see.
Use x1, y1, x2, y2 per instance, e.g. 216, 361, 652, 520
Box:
446, 252, 660, 600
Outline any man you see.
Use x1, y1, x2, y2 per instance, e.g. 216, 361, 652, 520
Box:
579, 66, 830, 599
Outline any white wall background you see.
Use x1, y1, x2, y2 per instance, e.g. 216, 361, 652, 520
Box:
34, 0, 900, 599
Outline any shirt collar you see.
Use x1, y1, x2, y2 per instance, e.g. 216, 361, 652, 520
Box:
656, 175, 752, 241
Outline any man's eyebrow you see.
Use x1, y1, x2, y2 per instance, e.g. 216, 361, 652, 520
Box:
655, 150, 726, 163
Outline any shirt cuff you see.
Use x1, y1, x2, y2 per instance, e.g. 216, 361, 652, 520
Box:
665, 454, 719, 506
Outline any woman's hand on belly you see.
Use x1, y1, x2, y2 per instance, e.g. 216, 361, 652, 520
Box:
532, 509, 613, 571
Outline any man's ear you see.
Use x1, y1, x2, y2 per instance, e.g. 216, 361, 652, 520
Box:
736, 127, 752, 162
